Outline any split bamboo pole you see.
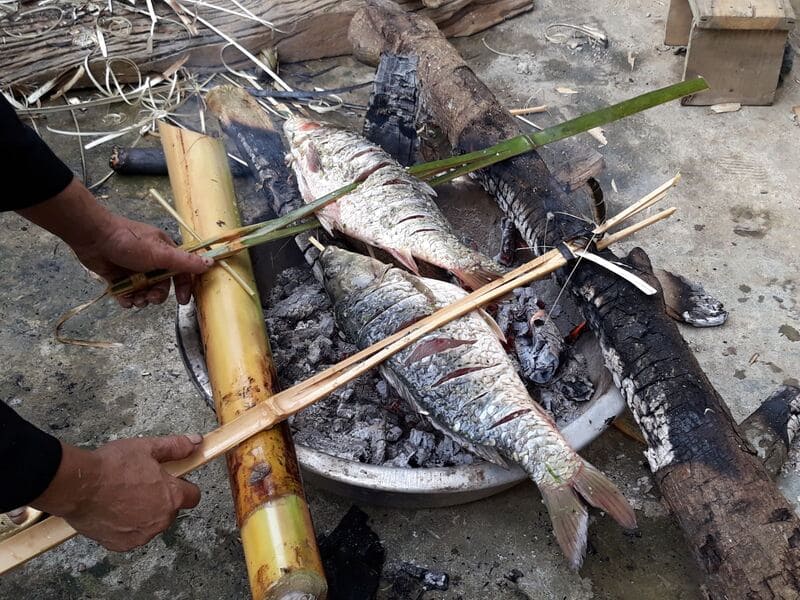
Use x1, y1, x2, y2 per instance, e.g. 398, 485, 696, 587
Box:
159, 122, 326, 600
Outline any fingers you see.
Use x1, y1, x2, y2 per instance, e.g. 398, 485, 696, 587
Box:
173, 273, 194, 305
147, 434, 203, 463
116, 280, 172, 309
173, 478, 201, 510
151, 241, 213, 276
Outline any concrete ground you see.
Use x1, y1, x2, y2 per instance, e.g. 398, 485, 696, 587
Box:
1, 0, 798, 598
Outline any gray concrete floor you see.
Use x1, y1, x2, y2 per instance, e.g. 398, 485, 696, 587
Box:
1, 0, 799, 598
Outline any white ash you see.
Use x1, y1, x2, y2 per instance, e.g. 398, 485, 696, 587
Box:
265, 266, 591, 468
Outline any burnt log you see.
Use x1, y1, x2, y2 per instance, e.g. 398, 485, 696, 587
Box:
348, 2, 800, 596
109, 146, 250, 177
0, 0, 532, 91
740, 385, 800, 479
362, 53, 420, 166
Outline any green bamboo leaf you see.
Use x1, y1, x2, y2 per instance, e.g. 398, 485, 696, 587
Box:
411, 77, 709, 178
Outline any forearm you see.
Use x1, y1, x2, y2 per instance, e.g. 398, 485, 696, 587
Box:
0, 94, 74, 213
0, 401, 63, 512
16, 177, 115, 248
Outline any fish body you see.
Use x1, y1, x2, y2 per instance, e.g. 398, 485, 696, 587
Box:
319, 246, 636, 568
284, 117, 503, 290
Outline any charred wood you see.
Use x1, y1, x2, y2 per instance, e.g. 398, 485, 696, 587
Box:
362, 53, 420, 166
109, 146, 250, 178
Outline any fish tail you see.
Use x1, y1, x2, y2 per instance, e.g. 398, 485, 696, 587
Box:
539, 459, 637, 570
539, 483, 589, 570
572, 460, 637, 531
451, 263, 504, 291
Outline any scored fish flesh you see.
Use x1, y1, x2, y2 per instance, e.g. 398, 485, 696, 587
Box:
284, 116, 504, 290
319, 245, 636, 569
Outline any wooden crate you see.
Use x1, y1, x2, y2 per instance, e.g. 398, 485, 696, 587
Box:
664, 0, 796, 105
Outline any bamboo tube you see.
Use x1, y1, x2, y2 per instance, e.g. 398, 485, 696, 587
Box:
159, 122, 326, 599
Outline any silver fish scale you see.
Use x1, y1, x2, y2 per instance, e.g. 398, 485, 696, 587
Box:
321, 249, 582, 486
286, 118, 502, 283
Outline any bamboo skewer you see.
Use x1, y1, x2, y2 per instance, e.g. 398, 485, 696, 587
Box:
594, 174, 681, 235
0, 180, 678, 575
147, 188, 257, 297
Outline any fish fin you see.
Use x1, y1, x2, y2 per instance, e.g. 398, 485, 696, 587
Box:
477, 309, 507, 344
388, 248, 420, 274
451, 264, 503, 291
539, 484, 589, 570
572, 460, 638, 531
378, 365, 508, 468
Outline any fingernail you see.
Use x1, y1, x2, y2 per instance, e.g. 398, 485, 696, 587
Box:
186, 433, 203, 445
202, 257, 214, 267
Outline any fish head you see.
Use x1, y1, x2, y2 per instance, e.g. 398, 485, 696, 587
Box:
320, 247, 391, 304
283, 116, 328, 201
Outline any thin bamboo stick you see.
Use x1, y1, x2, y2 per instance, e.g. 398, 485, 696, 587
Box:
147, 188, 256, 297
159, 122, 326, 600
509, 105, 548, 115
0, 182, 678, 574
594, 174, 681, 235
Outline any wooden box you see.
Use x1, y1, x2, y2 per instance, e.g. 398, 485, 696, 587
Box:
664, 0, 796, 105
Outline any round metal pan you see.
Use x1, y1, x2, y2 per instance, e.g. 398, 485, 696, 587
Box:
176, 302, 624, 509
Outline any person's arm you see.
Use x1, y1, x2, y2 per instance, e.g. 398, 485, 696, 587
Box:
1, 401, 202, 551
0, 96, 210, 551
1, 94, 211, 307
17, 178, 212, 307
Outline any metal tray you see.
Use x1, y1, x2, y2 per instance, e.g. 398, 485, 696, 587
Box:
176, 301, 624, 509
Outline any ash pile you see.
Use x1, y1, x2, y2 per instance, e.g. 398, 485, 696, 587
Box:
265, 266, 595, 469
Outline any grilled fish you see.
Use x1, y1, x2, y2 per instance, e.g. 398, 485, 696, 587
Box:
284, 116, 504, 290
319, 246, 636, 568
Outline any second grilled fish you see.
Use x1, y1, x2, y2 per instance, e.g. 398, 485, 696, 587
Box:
319, 245, 636, 569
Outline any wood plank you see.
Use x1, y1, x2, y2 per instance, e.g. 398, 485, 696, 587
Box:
688, 0, 795, 29
682, 26, 787, 104
0, 0, 532, 90
665, 0, 693, 45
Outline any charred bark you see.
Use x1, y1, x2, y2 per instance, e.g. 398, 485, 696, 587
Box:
740, 385, 800, 479
348, 2, 800, 596
362, 53, 420, 166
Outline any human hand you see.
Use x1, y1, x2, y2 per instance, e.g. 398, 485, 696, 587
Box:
31, 436, 202, 552
71, 212, 212, 308
17, 178, 211, 308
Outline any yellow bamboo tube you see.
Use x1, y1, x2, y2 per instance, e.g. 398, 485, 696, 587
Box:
159, 122, 326, 599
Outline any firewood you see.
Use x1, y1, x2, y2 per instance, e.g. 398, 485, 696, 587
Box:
0, 0, 532, 90
109, 146, 250, 177
348, 2, 800, 595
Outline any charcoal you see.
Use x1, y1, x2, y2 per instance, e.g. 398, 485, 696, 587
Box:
318, 506, 385, 600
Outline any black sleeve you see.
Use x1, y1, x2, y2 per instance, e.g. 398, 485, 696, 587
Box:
0, 94, 74, 212
0, 401, 63, 512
